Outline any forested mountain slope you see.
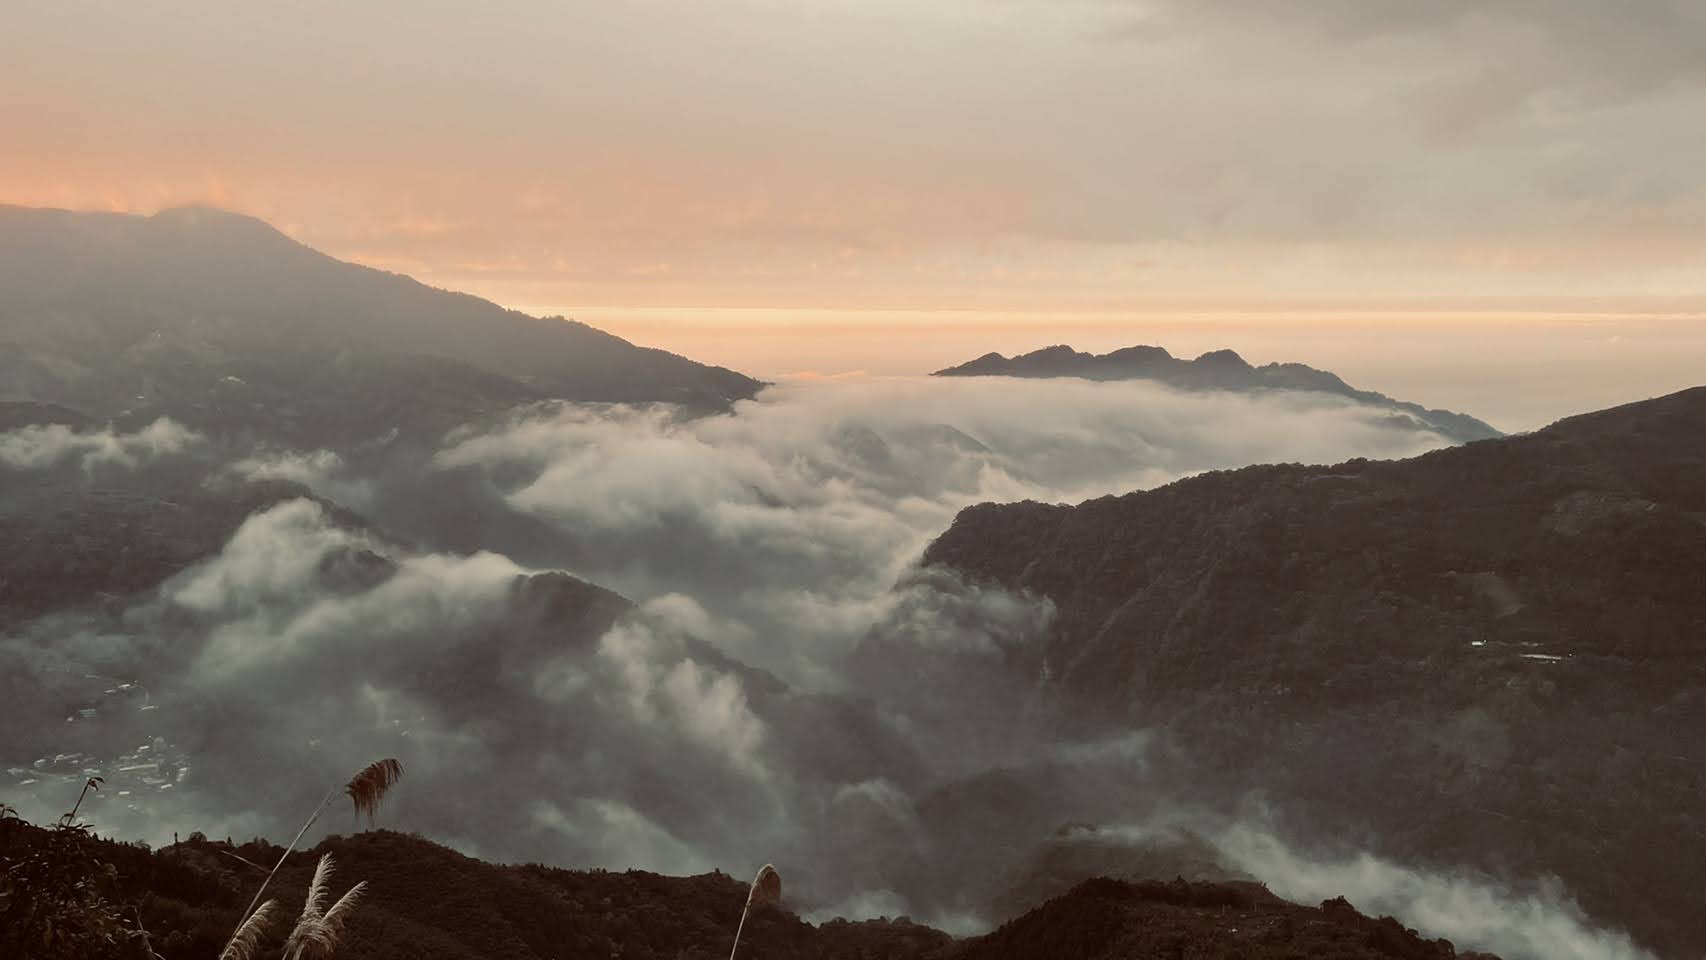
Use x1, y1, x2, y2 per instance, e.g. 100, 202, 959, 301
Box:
0, 205, 762, 445
923, 386, 1706, 955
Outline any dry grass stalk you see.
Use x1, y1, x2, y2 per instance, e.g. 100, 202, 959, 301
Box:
345, 758, 404, 827
302, 853, 335, 921
216, 898, 276, 960
727, 864, 783, 960
749, 864, 781, 908
221, 757, 403, 957
283, 854, 367, 960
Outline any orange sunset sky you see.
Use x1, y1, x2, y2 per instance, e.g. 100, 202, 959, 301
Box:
6, 1, 1705, 426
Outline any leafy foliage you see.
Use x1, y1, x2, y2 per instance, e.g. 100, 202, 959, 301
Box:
0, 804, 155, 960
60, 776, 104, 826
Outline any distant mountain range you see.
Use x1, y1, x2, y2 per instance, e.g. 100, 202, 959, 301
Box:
0, 205, 762, 445
922, 385, 1706, 956
0, 819, 1493, 960
934, 344, 1500, 443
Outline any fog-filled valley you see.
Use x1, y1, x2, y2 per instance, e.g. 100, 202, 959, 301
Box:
1, 376, 1680, 960
3, 206, 1702, 960
15, 1, 1706, 955
3, 377, 1452, 901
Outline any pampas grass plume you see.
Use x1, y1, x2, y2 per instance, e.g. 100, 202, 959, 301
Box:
283, 854, 367, 960
217, 899, 276, 960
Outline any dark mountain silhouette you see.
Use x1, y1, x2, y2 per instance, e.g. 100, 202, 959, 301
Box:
0, 205, 762, 445
0, 400, 91, 431
0, 817, 1497, 960
933, 344, 1499, 443
921, 385, 1706, 956
958, 877, 1489, 960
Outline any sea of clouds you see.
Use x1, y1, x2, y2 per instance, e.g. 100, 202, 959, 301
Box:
0, 376, 1652, 959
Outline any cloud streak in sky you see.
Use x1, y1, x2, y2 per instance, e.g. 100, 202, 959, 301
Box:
7, 1, 1706, 307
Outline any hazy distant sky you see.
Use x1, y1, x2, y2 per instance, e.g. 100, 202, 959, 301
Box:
5, 1, 1705, 415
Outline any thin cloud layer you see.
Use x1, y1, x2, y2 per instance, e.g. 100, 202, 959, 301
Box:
224, 448, 374, 509
0, 417, 201, 472
1212, 824, 1657, 960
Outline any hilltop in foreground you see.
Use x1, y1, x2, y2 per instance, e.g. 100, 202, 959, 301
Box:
0, 816, 1490, 960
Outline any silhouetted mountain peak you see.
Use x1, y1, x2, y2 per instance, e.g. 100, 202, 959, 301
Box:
933, 342, 1500, 443
1192, 347, 1250, 369
148, 204, 294, 240
1030, 344, 1083, 358
0, 204, 764, 444
1103, 344, 1173, 363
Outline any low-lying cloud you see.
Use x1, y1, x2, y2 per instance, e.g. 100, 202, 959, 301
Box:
224, 447, 374, 508
0, 417, 201, 471
1212, 824, 1657, 960
433, 376, 1449, 682
1, 376, 1653, 956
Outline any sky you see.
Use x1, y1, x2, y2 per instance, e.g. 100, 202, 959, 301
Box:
5, 1, 1705, 422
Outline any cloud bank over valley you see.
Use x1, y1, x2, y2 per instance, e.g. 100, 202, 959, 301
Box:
0, 375, 1650, 958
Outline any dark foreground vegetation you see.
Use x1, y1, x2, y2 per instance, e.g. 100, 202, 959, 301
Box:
1, 813, 1493, 960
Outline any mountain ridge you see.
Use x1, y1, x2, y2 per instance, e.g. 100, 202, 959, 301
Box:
0, 204, 764, 445
932, 343, 1500, 443
919, 384, 1706, 956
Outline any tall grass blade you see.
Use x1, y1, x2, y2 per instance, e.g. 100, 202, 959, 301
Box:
728, 864, 782, 960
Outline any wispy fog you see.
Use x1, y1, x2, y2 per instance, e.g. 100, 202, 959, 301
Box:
0, 417, 200, 471
1213, 825, 1657, 960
